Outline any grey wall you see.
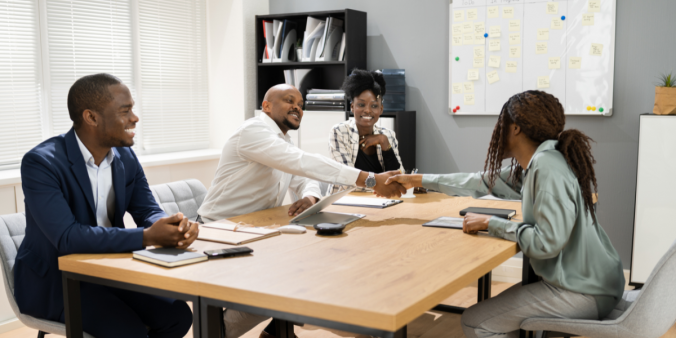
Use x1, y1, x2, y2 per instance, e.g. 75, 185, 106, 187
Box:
269, 0, 676, 269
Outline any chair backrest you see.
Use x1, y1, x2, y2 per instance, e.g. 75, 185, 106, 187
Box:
613, 239, 676, 336
149, 179, 208, 221
0, 213, 27, 318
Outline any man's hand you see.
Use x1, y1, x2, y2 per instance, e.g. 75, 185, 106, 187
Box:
143, 212, 200, 248
373, 171, 407, 198
385, 174, 423, 190
359, 134, 391, 151
462, 213, 492, 234
288, 196, 318, 216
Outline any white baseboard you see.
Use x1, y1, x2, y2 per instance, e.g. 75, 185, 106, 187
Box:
0, 318, 23, 334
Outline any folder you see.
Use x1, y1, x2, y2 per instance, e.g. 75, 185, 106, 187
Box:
459, 207, 516, 220
198, 220, 280, 245
262, 20, 274, 63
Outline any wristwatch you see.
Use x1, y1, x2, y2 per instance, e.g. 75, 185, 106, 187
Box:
365, 172, 376, 189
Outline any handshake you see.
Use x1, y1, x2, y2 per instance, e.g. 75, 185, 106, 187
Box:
366, 171, 422, 198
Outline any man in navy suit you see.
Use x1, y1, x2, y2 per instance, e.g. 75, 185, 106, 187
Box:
15, 73, 199, 337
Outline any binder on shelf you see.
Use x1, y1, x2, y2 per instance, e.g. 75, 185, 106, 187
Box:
316, 17, 343, 61
274, 20, 297, 62
301, 16, 325, 62
272, 19, 283, 59
284, 69, 313, 89
338, 32, 346, 61
262, 20, 273, 63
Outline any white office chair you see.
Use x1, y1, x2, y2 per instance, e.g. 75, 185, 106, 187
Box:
0, 213, 94, 338
149, 179, 208, 221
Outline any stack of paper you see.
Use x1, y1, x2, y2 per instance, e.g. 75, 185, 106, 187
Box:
333, 196, 403, 209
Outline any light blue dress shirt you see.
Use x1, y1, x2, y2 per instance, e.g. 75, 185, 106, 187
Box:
74, 132, 116, 228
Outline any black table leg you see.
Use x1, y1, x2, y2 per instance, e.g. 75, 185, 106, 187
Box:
392, 325, 407, 338
274, 319, 295, 338
477, 271, 492, 302
191, 296, 201, 338
202, 301, 224, 338
62, 272, 83, 338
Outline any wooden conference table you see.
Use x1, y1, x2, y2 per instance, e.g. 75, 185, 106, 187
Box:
60, 192, 532, 338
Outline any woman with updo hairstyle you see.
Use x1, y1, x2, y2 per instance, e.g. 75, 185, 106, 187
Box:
387, 91, 624, 337
327, 69, 404, 193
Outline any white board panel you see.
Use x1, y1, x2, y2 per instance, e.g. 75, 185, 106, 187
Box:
630, 115, 676, 284
450, 2, 487, 114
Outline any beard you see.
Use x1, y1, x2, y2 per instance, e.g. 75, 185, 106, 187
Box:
283, 118, 300, 130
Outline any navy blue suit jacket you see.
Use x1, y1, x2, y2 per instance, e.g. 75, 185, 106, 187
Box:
14, 128, 166, 321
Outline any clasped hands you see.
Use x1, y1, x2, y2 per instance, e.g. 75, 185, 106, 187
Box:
143, 212, 200, 249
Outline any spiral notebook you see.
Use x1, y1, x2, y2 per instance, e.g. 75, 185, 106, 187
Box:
198, 220, 280, 245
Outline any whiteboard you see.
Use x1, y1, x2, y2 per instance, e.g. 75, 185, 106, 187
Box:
630, 115, 676, 285
449, 0, 616, 116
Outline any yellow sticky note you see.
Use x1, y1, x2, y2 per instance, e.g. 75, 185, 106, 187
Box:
509, 33, 521, 45
548, 57, 561, 69
537, 28, 550, 41
452, 24, 463, 36
463, 34, 475, 45
536, 42, 548, 55
468, 69, 480, 81
582, 13, 594, 26
473, 57, 485, 68
473, 46, 485, 58
467, 8, 478, 21
509, 46, 521, 58
454, 10, 465, 22
590, 43, 603, 56
509, 20, 521, 32
487, 71, 500, 84
452, 36, 463, 46
475, 22, 486, 35
502, 7, 514, 19
569, 56, 582, 69
463, 23, 474, 33
588, 0, 601, 13
489, 55, 501, 68
546, 2, 559, 15
551, 17, 563, 30
464, 94, 475, 105
452, 83, 463, 94
475, 34, 486, 45
506, 61, 518, 73
489, 39, 501, 52
488, 6, 499, 18
489, 26, 501, 38
463, 82, 475, 93
537, 76, 551, 89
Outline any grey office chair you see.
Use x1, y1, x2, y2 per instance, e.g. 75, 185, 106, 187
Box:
521, 240, 676, 338
0, 213, 94, 338
149, 179, 208, 221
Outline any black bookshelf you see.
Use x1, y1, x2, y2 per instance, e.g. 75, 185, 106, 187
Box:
254, 9, 367, 109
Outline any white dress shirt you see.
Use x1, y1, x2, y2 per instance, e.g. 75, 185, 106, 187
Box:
198, 113, 361, 221
75, 132, 116, 227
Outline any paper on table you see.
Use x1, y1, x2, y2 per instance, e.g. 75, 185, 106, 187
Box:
476, 195, 521, 202
487, 71, 500, 84
582, 13, 594, 26
473, 57, 485, 68
468, 69, 480, 81
548, 57, 561, 69
536, 42, 548, 54
488, 55, 501, 68
464, 94, 475, 105
452, 83, 463, 94
452, 36, 462, 46
473, 46, 485, 58
489, 39, 501, 52
588, 0, 601, 13
489, 26, 501, 38
467, 8, 478, 21
509, 20, 520, 32
537, 28, 550, 41
454, 10, 465, 22
509, 46, 521, 58
463, 82, 475, 93
538, 76, 551, 89
551, 17, 564, 30
333, 196, 402, 208
569, 56, 582, 69
590, 43, 603, 56
463, 22, 474, 33
487, 6, 499, 18
502, 7, 514, 19
546, 2, 559, 14
452, 24, 463, 36
509, 33, 521, 45
506, 61, 518, 73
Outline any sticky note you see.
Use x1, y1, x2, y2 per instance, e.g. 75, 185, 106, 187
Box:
454, 10, 465, 22
509, 46, 521, 58
464, 34, 475, 45
473, 46, 485, 58
537, 28, 550, 41
582, 13, 594, 26
463, 22, 474, 33
503, 7, 514, 18
536, 42, 548, 54
463, 82, 474, 93
475, 34, 486, 45
488, 6, 499, 18
489, 55, 501, 68
551, 17, 564, 30
467, 9, 478, 21
475, 22, 486, 35
588, 0, 601, 13
506, 61, 518, 73
537, 76, 551, 89
452, 36, 463, 46
473, 56, 485, 68
489, 39, 501, 52
546, 2, 559, 15
489, 26, 501, 38
452, 83, 463, 94
590, 43, 603, 56
509, 20, 521, 32
569, 56, 582, 69
509, 33, 521, 45
548, 57, 561, 69
487, 71, 500, 84
464, 94, 475, 105
468, 69, 480, 81
452, 24, 463, 36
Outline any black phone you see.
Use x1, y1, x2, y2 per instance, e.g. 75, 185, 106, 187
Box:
204, 247, 253, 258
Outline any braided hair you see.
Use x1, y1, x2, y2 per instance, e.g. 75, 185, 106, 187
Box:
341, 68, 387, 103
484, 90, 599, 222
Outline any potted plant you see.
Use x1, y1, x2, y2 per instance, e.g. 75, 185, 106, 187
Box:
653, 72, 676, 115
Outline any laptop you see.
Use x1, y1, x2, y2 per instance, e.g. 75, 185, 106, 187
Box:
289, 188, 365, 227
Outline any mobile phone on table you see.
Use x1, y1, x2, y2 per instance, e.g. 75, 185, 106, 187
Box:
203, 247, 253, 258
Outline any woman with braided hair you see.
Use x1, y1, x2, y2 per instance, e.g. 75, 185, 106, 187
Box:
386, 90, 624, 338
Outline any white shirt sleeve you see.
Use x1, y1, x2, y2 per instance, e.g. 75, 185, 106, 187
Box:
289, 175, 322, 201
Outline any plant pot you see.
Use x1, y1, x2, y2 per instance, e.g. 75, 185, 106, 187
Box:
653, 86, 676, 115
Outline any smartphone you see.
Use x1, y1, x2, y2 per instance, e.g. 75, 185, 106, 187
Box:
204, 247, 253, 258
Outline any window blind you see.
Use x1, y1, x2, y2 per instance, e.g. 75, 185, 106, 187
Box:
138, 0, 209, 153
0, 0, 44, 168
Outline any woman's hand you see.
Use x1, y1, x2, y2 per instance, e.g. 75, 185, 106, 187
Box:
359, 134, 391, 151
385, 174, 423, 190
462, 213, 492, 234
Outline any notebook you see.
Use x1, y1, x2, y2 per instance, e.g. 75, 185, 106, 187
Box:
333, 196, 403, 209
422, 216, 487, 232
198, 220, 280, 245
459, 207, 516, 219
133, 248, 207, 268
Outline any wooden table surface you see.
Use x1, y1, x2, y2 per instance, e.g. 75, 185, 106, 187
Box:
59, 192, 521, 332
